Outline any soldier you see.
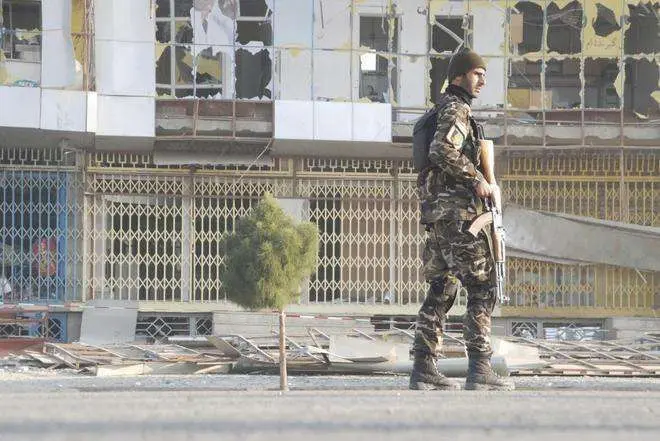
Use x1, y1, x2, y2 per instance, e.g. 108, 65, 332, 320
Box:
409, 48, 514, 391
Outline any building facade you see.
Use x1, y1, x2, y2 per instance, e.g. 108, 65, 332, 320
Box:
0, 0, 658, 341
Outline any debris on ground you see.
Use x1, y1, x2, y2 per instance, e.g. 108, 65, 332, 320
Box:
1, 330, 659, 378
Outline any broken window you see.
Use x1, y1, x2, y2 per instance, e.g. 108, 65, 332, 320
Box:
156, 1, 234, 99
544, 58, 581, 145
359, 16, 398, 103
238, 0, 271, 17
429, 57, 450, 104
545, 59, 580, 109
584, 58, 620, 109
507, 59, 543, 145
507, 59, 543, 109
155, 1, 273, 101
234, 0, 272, 99
432, 16, 471, 53
624, 2, 659, 55
236, 21, 272, 45
510, 2, 543, 55
1, 0, 41, 61
235, 48, 272, 99
0, 0, 41, 86
546, 1, 582, 54
623, 58, 659, 120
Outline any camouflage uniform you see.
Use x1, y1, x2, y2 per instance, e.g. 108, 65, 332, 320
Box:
413, 86, 496, 359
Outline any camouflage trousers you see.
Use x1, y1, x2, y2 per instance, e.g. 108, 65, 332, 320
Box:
412, 219, 496, 357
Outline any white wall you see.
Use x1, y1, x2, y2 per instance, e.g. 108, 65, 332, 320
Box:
0, 86, 41, 128
399, 0, 429, 110
94, 0, 155, 137
275, 101, 391, 142
41, 0, 77, 89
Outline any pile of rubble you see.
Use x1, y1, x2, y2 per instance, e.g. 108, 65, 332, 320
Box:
2, 331, 659, 378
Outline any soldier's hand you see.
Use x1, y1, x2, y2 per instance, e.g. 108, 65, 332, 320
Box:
474, 180, 492, 198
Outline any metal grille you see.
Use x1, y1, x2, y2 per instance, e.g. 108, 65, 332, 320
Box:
511, 321, 540, 338
501, 150, 658, 311
0, 168, 84, 303
0, 313, 64, 341
1, 148, 657, 317
135, 314, 213, 340
195, 317, 213, 336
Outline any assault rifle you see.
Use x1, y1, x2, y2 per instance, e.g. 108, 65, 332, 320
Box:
467, 127, 508, 303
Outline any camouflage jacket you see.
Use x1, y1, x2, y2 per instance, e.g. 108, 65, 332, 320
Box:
418, 88, 487, 224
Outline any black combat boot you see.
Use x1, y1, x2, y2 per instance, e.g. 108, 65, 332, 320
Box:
465, 352, 515, 391
409, 352, 460, 390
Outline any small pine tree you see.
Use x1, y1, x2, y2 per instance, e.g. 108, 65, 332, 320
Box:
219, 193, 319, 311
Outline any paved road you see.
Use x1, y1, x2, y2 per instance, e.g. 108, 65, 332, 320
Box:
1, 375, 659, 441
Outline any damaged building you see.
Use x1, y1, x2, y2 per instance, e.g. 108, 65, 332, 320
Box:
0, 0, 658, 343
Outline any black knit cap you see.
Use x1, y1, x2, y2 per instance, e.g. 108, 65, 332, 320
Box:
447, 48, 486, 81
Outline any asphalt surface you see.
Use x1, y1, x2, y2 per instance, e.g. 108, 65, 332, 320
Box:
1, 374, 659, 441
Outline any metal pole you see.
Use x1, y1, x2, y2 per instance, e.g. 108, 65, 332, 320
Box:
279, 310, 288, 391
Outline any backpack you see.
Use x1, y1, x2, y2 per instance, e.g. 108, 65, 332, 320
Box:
412, 106, 439, 172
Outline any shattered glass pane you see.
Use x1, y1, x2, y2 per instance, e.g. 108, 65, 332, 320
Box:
194, 48, 223, 86
429, 56, 451, 104
592, 3, 621, 37
432, 17, 464, 53
361, 15, 398, 51
1, 1, 41, 65
156, 22, 171, 44
584, 58, 621, 109
359, 16, 398, 103
174, 20, 194, 44
175, 45, 196, 85
236, 21, 272, 45
547, 1, 582, 54
174, 0, 194, 18
239, 0, 270, 17
623, 58, 659, 121
235, 47, 272, 99
359, 52, 396, 102
157, 87, 173, 98
156, 0, 171, 18
155, 45, 173, 86
510, 2, 543, 55
624, 2, 659, 55
507, 60, 543, 109
545, 59, 580, 109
